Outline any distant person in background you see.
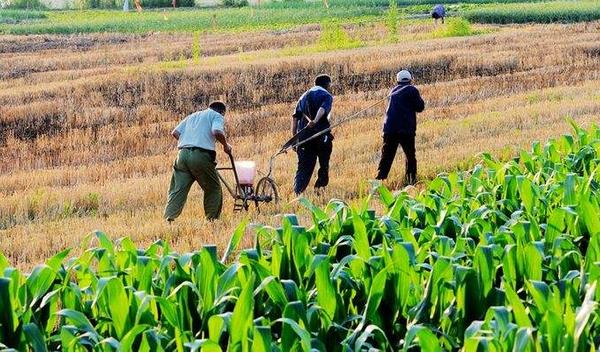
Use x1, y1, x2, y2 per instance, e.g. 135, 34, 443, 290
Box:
134, 0, 143, 12
292, 74, 334, 195
123, 0, 129, 11
376, 70, 425, 186
164, 101, 232, 222
431, 4, 446, 24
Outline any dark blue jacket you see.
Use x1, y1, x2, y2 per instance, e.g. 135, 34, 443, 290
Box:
383, 83, 425, 135
293, 86, 333, 135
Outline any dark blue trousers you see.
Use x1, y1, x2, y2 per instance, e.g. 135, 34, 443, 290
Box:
294, 136, 333, 195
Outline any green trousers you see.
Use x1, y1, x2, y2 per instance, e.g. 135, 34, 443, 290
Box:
164, 148, 223, 221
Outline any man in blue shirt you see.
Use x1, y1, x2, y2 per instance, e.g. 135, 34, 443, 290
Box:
431, 4, 446, 24
376, 70, 425, 185
164, 101, 232, 221
292, 74, 334, 195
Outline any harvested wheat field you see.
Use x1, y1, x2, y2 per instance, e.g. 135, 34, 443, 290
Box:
1, 19, 599, 269
2, 0, 600, 349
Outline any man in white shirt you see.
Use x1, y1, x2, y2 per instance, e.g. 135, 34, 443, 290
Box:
164, 101, 232, 221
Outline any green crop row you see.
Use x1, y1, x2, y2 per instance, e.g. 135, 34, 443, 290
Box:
0, 6, 382, 34
1, 120, 599, 351
260, 0, 550, 9
3, 0, 585, 35
0, 8, 46, 23
465, 1, 600, 24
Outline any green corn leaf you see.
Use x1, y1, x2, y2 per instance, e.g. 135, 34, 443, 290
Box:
299, 197, 328, 223
23, 323, 47, 352
546, 208, 565, 245
575, 281, 597, 348
404, 325, 442, 352
416, 327, 442, 352
277, 318, 312, 351
503, 245, 518, 289
59, 326, 79, 351
351, 210, 371, 261
463, 337, 489, 352
364, 268, 387, 326
254, 276, 287, 310
56, 309, 100, 340
391, 243, 412, 309
99, 337, 121, 351
563, 173, 577, 206
222, 218, 248, 263
200, 339, 223, 352
354, 324, 390, 351
280, 301, 308, 351
524, 243, 543, 281
518, 177, 535, 213
580, 195, 600, 237
45, 248, 70, 273
120, 325, 151, 351
104, 277, 131, 339
208, 313, 231, 343
229, 273, 255, 351
251, 326, 273, 352
0, 252, 8, 275
292, 231, 310, 278
197, 249, 218, 316
474, 245, 495, 296
375, 183, 395, 208
139, 329, 164, 352
487, 306, 511, 334
541, 310, 563, 352
217, 263, 241, 298
525, 280, 549, 313
94, 230, 115, 254
504, 285, 532, 328
155, 297, 179, 329
26, 265, 56, 308
314, 255, 337, 321
512, 327, 534, 351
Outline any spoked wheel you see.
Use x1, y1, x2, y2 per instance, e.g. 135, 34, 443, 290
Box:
255, 177, 279, 210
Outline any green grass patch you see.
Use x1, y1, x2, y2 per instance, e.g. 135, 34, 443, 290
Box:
0, 9, 46, 23
281, 21, 362, 55
316, 21, 363, 50
0, 6, 384, 34
433, 17, 475, 37
465, 0, 600, 24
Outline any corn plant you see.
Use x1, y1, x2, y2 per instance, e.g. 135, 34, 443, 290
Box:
1, 122, 599, 351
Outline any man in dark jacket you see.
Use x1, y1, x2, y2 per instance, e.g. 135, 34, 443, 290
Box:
292, 74, 334, 195
376, 70, 425, 185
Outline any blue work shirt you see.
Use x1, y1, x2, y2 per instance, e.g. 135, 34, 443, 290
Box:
383, 83, 425, 135
293, 86, 333, 135
432, 4, 446, 17
174, 108, 225, 151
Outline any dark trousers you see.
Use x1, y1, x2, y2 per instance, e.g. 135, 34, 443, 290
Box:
376, 133, 417, 185
294, 136, 333, 194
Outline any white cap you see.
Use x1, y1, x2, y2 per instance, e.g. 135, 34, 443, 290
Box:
396, 70, 412, 83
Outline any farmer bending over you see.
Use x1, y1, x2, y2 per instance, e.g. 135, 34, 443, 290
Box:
292, 74, 334, 195
376, 70, 425, 186
431, 4, 446, 24
164, 101, 232, 221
